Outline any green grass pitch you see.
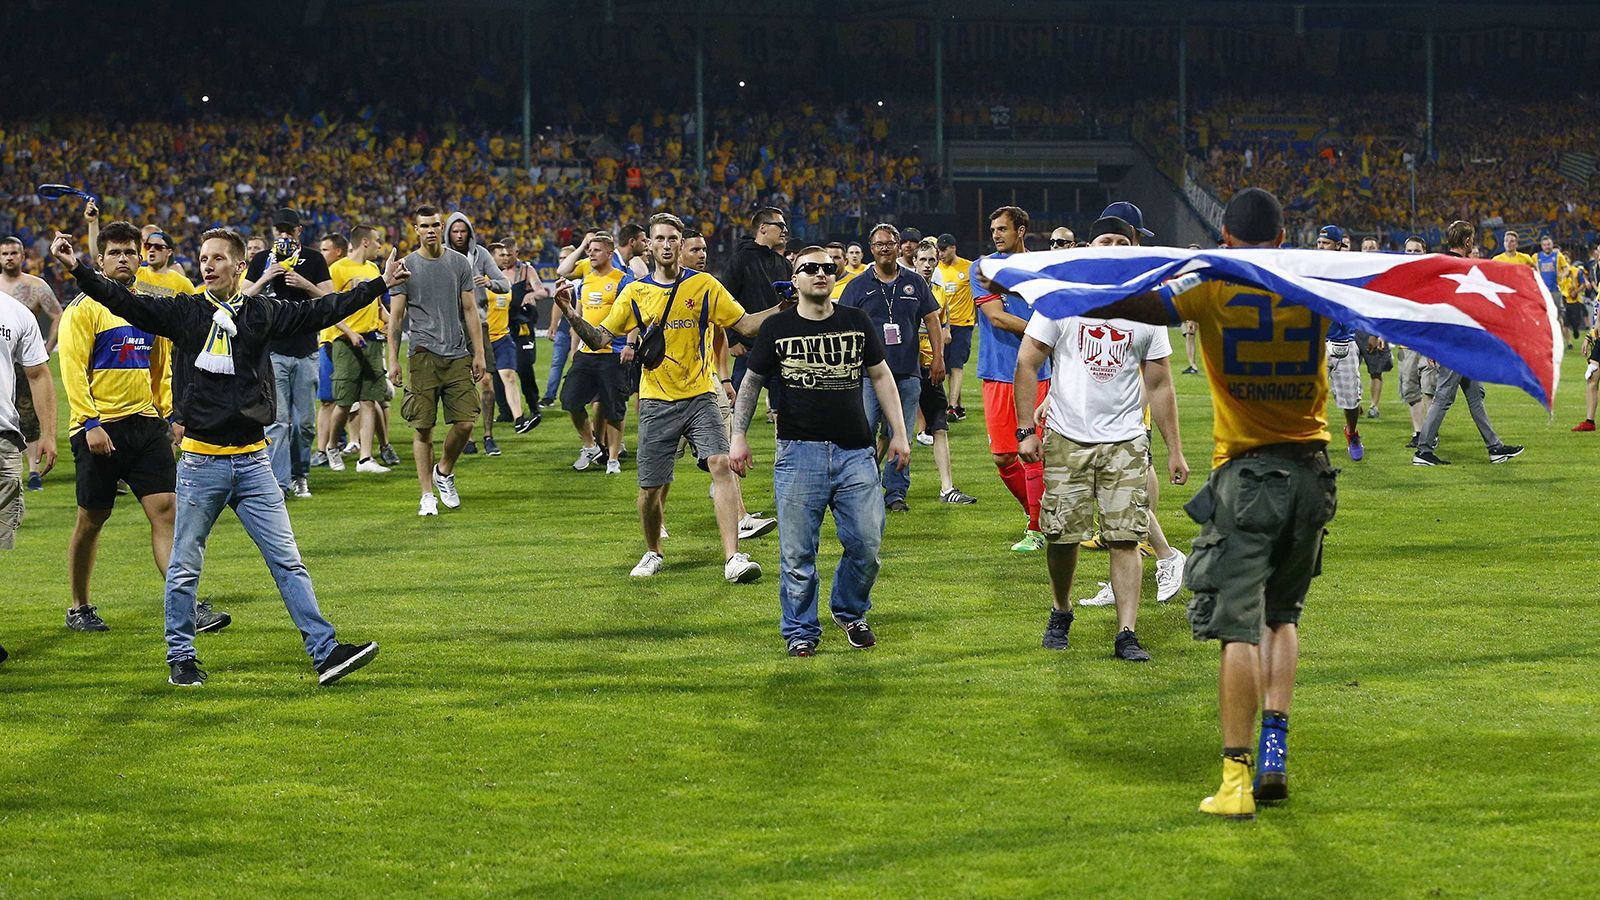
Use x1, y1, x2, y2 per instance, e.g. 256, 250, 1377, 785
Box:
3, 335, 1596, 895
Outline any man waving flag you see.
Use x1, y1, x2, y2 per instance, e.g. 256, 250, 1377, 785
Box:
979, 218, 1562, 410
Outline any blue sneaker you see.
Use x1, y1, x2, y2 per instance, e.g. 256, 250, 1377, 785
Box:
1345, 428, 1364, 462
1254, 712, 1288, 801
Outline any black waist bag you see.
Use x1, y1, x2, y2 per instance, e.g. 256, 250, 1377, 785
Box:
634, 273, 683, 370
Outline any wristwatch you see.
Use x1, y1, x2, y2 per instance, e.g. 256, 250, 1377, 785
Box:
1015, 427, 1036, 442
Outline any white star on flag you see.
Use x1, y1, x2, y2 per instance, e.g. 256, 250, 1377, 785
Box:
1440, 265, 1516, 309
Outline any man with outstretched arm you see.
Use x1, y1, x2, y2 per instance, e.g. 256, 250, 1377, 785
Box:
52, 228, 396, 687
556, 213, 792, 584
729, 246, 909, 657
1022, 188, 1337, 820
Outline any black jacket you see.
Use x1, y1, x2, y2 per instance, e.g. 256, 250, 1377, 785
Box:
720, 238, 791, 348
72, 261, 386, 448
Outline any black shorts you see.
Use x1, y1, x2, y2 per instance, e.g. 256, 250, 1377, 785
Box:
946, 325, 974, 370
1588, 336, 1600, 364
1565, 303, 1588, 334
70, 415, 176, 510
919, 367, 949, 432
13, 363, 39, 442
561, 352, 628, 423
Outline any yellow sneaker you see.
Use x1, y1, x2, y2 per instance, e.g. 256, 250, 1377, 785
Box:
1082, 532, 1106, 551
1138, 541, 1157, 558
1199, 753, 1257, 820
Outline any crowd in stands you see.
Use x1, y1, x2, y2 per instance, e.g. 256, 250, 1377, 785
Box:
1182, 92, 1600, 249
0, 101, 935, 288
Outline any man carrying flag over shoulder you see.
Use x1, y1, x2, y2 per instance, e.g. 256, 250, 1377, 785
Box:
976, 187, 1560, 822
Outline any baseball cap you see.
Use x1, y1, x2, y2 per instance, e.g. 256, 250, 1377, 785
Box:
272, 208, 302, 228
1318, 224, 1346, 243
900, 227, 922, 244
1088, 216, 1137, 243
1100, 201, 1154, 238
936, 233, 956, 249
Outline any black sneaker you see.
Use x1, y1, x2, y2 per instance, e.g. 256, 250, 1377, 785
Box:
787, 639, 817, 657
483, 436, 502, 457
1042, 609, 1073, 650
1412, 450, 1451, 466
539, 397, 557, 408
380, 444, 402, 467
168, 659, 207, 686
513, 413, 541, 434
1181, 365, 1200, 375
886, 498, 910, 512
66, 605, 109, 632
1488, 444, 1524, 464
463, 440, 479, 455
833, 613, 877, 649
1405, 432, 1419, 449
1115, 628, 1152, 662
316, 641, 379, 685
195, 600, 232, 633
0, 642, 8, 664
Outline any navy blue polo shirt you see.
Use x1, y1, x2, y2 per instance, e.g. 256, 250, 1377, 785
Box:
837, 265, 940, 377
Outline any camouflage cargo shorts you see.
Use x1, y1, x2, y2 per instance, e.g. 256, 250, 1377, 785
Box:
1039, 430, 1150, 545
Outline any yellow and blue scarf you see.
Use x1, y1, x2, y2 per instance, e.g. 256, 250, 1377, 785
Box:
195, 291, 246, 374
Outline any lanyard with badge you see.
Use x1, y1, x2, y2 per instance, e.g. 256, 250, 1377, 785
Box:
879, 277, 902, 345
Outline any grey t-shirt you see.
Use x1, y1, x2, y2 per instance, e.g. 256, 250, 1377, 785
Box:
394, 249, 475, 358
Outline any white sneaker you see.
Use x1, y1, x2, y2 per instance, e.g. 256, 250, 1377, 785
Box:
724, 552, 762, 584
342, 440, 360, 454
1156, 548, 1187, 603
418, 493, 439, 516
355, 457, 390, 474
916, 431, 935, 446
291, 477, 312, 498
432, 466, 460, 508
573, 446, 599, 471
738, 513, 777, 540
1077, 581, 1115, 607
326, 448, 346, 472
631, 550, 664, 577
605, 459, 622, 475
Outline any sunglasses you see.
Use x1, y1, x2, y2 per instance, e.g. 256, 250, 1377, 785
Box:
795, 261, 839, 276
764, 221, 789, 232
1049, 239, 1073, 248
144, 242, 170, 250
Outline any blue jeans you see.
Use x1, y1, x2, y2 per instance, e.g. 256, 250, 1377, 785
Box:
861, 374, 921, 504
166, 450, 338, 666
268, 352, 317, 490
542, 318, 571, 404
773, 440, 884, 644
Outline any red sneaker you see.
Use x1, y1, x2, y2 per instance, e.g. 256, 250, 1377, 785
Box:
1575, 420, 1596, 432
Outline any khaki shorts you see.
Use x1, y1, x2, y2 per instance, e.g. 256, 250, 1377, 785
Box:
401, 349, 478, 430
1039, 430, 1150, 544
0, 442, 24, 550
1396, 348, 1437, 407
1183, 445, 1338, 645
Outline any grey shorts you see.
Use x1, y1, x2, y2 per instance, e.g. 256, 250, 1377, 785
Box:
637, 393, 728, 488
0, 442, 24, 550
1326, 341, 1363, 410
1396, 348, 1437, 406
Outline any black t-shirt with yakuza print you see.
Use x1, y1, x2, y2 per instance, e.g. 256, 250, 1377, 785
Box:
745, 305, 886, 448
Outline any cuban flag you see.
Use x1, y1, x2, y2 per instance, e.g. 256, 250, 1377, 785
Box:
978, 248, 1564, 408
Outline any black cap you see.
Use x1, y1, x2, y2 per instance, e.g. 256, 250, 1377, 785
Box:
936, 233, 956, 249
900, 227, 922, 244
272, 208, 302, 228
1088, 216, 1137, 243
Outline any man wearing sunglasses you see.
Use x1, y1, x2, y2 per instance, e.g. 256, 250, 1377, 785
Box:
729, 246, 910, 656
1048, 227, 1076, 250
721, 207, 793, 415
133, 230, 195, 300
839, 224, 943, 512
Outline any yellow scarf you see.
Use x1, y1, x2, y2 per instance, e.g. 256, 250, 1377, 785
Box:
196, 291, 245, 374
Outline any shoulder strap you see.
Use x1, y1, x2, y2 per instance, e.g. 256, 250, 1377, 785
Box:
657, 272, 685, 323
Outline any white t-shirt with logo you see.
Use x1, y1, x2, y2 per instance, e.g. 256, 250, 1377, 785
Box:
1, 290, 49, 448
1023, 315, 1171, 443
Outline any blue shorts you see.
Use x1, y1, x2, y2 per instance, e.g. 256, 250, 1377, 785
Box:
491, 336, 518, 372
947, 325, 974, 369
317, 345, 334, 402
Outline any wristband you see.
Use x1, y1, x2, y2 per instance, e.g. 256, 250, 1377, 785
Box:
721, 378, 733, 385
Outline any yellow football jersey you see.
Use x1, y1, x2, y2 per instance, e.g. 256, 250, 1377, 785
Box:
486, 288, 512, 342
134, 266, 195, 298
320, 257, 384, 343
1166, 280, 1330, 467
576, 266, 625, 355
936, 256, 976, 326
602, 270, 745, 401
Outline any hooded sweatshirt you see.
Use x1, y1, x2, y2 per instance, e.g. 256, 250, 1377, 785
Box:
445, 211, 511, 315
720, 236, 792, 349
